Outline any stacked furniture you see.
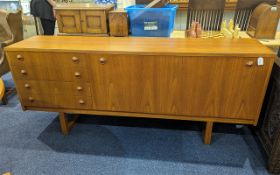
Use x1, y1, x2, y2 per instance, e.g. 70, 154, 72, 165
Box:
0, 10, 23, 104
258, 59, 280, 174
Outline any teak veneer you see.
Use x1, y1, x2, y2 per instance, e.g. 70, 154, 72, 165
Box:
5, 36, 275, 144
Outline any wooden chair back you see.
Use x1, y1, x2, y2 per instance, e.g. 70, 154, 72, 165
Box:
186, 0, 226, 31
0, 10, 23, 77
234, 0, 277, 31
6, 10, 23, 43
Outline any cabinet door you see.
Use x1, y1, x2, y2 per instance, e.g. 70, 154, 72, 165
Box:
56, 10, 82, 33
80, 10, 107, 34
90, 54, 273, 120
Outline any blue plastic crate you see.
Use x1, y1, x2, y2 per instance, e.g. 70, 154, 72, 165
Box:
125, 4, 178, 37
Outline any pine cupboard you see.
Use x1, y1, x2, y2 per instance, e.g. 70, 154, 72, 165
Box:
54, 4, 114, 35
5, 36, 275, 144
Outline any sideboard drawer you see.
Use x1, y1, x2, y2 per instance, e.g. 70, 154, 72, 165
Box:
21, 93, 92, 109
7, 52, 87, 68
11, 65, 89, 82
16, 80, 92, 96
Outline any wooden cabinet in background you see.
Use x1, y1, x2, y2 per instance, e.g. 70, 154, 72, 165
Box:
5, 36, 275, 145
55, 3, 114, 35
109, 10, 129, 37
55, 10, 81, 33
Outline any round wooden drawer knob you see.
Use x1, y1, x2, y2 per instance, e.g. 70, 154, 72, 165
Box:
77, 86, 83, 91
72, 57, 79, 63
99, 58, 107, 64
28, 97, 34, 102
74, 72, 81, 77
79, 100, 85, 104
246, 61, 254, 67
24, 84, 30, 88
21, 70, 27, 75
16, 54, 23, 60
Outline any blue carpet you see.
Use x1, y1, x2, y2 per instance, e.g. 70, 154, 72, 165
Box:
0, 73, 271, 175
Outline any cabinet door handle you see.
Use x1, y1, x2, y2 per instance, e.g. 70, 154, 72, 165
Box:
74, 72, 81, 77
79, 100, 85, 104
24, 83, 30, 88
76, 86, 83, 91
72, 57, 79, 63
17, 54, 23, 60
21, 70, 27, 75
99, 58, 107, 64
28, 97, 34, 102
246, 61, 254, 67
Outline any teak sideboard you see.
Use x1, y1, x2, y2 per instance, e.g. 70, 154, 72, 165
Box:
5, 36, 275, 144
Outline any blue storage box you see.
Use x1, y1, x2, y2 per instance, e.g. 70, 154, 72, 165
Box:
125, 4, 178, 37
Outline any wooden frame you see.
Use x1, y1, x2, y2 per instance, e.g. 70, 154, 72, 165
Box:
30, 107, 256, 144
58, 113, 79, 135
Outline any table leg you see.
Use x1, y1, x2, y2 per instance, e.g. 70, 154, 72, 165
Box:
204, 121, 214, 145
59, 112, 69, 135
58, 113, 79, 135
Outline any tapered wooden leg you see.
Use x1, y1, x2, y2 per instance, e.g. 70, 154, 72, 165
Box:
58, 113, 80, 135
59, 112, 69, 135
204, 121, 214, 145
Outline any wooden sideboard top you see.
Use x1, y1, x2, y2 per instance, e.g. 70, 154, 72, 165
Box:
5, 36, 275, 57
54, 3, 114, 10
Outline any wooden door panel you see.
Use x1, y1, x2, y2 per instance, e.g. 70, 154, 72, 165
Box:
56, 10, 82, 33
90, 55, 273, 120
90, 54, 158, 112
80, 10, 107, 33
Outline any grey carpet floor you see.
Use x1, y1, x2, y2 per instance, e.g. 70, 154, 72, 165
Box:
0, 73, 271, 175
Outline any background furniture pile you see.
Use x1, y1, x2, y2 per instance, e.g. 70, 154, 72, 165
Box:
0, 10, 23, 104
258, 59, 280, 174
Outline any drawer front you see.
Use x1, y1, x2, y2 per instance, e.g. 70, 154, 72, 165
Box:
17, 80, 93, 109
7, 52, 87, 68
16, 80, 92, 96
11, 65, 89, 82
21, 93, 92, 109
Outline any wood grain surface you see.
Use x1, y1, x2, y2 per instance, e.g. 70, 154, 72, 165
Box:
5, 36, 275, 57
